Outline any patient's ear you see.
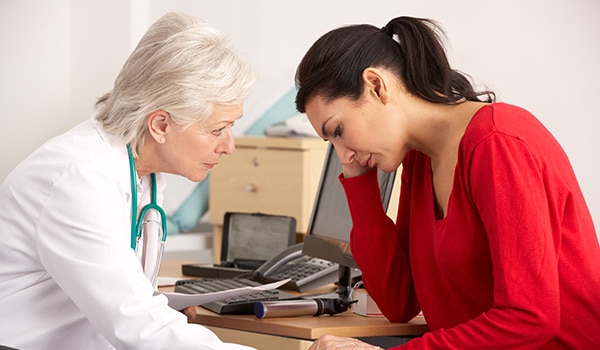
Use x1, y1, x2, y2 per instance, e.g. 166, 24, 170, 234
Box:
362, 68, 390, 105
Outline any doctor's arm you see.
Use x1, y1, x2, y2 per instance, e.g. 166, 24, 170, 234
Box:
37, 163, 249, 350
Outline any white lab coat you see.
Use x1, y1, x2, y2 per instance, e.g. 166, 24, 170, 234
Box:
0, 118, 254, 350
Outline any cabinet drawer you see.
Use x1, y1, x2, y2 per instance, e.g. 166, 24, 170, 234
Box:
210, 148, 307, 228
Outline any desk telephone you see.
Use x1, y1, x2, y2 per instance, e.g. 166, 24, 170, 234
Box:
254, 242, 348, 292
182, 242, 356, 293
175, 243, 358, 315
176, 243, 358, 314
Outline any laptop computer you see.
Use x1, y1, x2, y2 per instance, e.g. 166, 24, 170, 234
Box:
182, 212, 296, 278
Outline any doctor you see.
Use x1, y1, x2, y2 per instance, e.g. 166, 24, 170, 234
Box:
0, 12, 256, 350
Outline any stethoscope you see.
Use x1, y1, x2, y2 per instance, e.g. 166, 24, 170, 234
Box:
127, 144, 168, 286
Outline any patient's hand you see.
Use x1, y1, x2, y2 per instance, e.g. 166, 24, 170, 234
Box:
181, 306, 197, 322
309, 334, 383, 350
341, 156, 372, 179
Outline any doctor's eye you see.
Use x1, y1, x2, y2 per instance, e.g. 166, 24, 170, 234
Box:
211, 125, 228, 136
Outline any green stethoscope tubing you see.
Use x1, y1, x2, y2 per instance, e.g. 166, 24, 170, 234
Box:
126, 144, 168, 251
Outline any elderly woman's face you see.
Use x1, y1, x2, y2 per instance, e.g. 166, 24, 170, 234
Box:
160, 103, 243, 182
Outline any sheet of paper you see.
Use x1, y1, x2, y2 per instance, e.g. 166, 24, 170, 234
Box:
160, 279, 291, 310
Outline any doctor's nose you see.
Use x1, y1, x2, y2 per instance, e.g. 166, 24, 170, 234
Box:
217, 126, 235, 155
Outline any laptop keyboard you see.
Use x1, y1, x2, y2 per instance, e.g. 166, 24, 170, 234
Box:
174, 278, 299, 314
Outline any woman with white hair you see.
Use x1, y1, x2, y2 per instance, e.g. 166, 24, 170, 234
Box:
0, 12, 256, 349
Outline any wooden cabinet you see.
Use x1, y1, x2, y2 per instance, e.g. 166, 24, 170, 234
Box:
208, 136, 327, 263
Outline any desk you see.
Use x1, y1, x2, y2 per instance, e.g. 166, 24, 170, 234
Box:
159, 260, 428, 350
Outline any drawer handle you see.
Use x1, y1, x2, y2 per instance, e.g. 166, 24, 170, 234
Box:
245, 184, 257, 192
252, 157, 260, 166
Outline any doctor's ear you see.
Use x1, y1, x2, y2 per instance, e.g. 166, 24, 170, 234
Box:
147, 110, 170, 144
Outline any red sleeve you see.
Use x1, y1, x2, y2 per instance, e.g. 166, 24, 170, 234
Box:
341, 167, 420, 322
401, 133, 560, 349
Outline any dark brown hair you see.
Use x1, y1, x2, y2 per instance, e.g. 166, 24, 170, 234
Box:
295, 16, 495, 113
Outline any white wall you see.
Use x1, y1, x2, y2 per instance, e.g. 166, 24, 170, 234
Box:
1, 0, 599, 230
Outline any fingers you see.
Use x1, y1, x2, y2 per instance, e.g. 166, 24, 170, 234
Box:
181, 306, 197, 323
309, 334, 383, 350
342, 160, 371, 178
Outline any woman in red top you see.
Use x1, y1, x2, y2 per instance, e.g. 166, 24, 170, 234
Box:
295, 16, 600, 349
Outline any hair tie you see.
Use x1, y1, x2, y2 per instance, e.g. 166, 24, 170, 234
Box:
380, 25, 393, 37
381, 25, 400, 44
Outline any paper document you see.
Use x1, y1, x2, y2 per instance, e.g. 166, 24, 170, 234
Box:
160, 279, 291, 310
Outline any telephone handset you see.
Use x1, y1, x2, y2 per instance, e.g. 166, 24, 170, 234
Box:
254, 242, 356, 292
254, 243, 304, 277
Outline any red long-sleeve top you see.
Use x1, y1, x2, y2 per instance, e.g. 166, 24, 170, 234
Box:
341, 103, 600, 348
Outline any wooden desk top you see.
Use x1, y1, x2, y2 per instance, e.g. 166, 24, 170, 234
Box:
159, 259, 428, 340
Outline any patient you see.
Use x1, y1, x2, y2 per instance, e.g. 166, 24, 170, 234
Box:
295, 16, 600, 349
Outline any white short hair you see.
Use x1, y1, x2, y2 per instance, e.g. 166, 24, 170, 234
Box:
95, 12, 257, 156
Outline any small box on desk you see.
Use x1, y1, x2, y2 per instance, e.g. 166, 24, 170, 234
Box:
352, 289, 384, 317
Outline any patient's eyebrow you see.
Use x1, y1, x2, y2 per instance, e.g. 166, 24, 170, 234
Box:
321, 117, 333, 139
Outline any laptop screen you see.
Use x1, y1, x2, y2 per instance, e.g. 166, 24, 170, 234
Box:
222, 212, 296, 264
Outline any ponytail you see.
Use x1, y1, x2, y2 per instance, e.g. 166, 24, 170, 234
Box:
295, 16, 494, 113
381, 17, 494, 104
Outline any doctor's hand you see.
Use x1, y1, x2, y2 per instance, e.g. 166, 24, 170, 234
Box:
180, 306, 197, 323
309, 334, 383, 350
